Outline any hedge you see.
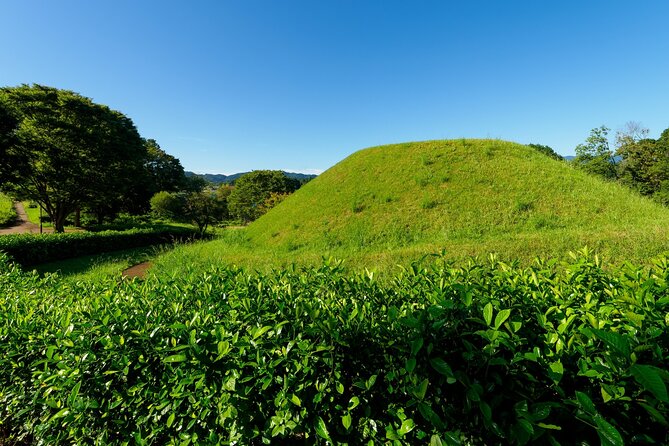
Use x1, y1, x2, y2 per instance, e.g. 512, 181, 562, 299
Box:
0, 226, 204, 267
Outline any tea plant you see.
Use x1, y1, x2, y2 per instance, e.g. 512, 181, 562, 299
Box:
0, 250, 667, 444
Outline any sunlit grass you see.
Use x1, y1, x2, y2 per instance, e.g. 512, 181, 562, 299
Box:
0, 193, 16, 226
152, 140, 669, 276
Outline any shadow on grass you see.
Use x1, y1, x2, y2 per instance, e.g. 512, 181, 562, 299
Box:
32, 246, 161, 278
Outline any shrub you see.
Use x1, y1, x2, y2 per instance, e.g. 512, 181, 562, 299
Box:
0, 251, 667, 444
0, 227, 203, 267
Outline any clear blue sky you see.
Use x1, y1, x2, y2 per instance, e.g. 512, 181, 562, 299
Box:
2, 1, 668, 174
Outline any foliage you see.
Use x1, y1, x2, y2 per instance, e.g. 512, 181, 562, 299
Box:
0, 251, 667, 444
0, 84, 147, 232
144, 139, 188, 194
574, 126, 617, 180
227, 170, 300, 223
0, 193, 16, 227
0, 94, 18, 157
150, 190, 227, 234
527, 143, 563, 161
615, 123, 669, 204
0, 226, 202, 267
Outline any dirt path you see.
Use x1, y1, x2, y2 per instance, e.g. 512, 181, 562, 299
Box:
0, 202, 40, 235
122, 261, 152, 279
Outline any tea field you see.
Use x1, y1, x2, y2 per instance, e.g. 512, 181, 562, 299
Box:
1, 250, 668, 445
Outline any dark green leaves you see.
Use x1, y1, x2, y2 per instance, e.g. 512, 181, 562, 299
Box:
1, 252, 668, 445
630, 364, 669, 403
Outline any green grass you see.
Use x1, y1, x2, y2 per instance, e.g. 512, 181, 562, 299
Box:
0, 193, 16, 227
21, 201, 40, 224
152, 140, 669, 274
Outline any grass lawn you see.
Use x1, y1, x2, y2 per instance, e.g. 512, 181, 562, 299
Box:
0, 193, 16, 226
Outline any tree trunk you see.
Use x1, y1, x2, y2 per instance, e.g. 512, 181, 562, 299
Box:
74, 207, 81, 227
53, 205, 67, 233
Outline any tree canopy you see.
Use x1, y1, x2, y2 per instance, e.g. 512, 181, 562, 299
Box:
227, 170, 300, 223
573, 126, 617, 180
0, 84, 146, 231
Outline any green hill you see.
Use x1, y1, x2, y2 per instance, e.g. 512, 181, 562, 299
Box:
156, 139, 669, 272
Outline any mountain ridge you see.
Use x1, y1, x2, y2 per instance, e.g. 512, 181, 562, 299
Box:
185, 170, 317, 185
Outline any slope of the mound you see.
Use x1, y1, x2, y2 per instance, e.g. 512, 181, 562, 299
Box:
241, 139, 669, 261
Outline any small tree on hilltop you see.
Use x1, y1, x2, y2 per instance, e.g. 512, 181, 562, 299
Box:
574, 126, 617, 180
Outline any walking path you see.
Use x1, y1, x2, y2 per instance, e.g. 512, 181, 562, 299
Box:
122, 261, 152, 279
0, 202, 40, 235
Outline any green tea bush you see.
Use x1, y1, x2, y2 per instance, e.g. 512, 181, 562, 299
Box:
0, 227, 203, 267
0, 250, 667, 445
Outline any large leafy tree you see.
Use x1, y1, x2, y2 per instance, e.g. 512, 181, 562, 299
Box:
0, 84, 146, 232
122, 138, 188, 215
227, 170, 300, 223
0, 96, 18, 161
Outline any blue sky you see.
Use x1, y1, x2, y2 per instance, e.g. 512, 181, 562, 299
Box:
1, 1, 668, 174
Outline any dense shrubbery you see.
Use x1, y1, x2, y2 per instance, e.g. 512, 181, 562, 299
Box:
0, 193, 16, 227
0, 250, 667, 445
0, 226, 202, 267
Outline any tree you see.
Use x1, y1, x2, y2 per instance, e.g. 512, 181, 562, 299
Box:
573, 126, 617, 180
227, 170, 300, 223
144, 139, 187, 193
0, 96, 18, 168
150, 190, 226, 235
0, 85, 146, 232
527, 143, 563, 161
614, 122, 656, 195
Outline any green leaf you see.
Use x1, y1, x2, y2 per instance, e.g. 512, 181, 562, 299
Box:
290, 394, 301, 407
494, 308, 511, 329
315, 416, 331, 441
548, 360, 564, 383
483, 302, 493, 326
398, 418, 416, 436
166, 413, 175, 428
594, 414, 623, 446
342, 413, 352, 430
405, 358, 417, 373
590, 328, 631, 358
536, 422, 561, 430
430, 357, 456, 383
630, 364, 669, 403
413, 378, 429, 400
576, 391, 596, 415
418, 402, 445, 429
411, 337, 424, 356
163, 354, 187, 363
49, 408, 70, 422
638, 402, 669, 426
348, 396, 360, 410
430, 435, 444, 446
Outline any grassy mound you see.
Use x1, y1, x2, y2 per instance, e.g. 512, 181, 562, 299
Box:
156, 139, 669, 272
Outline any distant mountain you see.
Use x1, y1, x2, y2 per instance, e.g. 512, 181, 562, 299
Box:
185, 171, 318, 185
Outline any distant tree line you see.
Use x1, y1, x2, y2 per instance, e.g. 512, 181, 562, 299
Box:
0, 84, 305, 233
573, 122, 669, 204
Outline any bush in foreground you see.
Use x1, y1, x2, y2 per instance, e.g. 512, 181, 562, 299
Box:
0, 250, 667, 445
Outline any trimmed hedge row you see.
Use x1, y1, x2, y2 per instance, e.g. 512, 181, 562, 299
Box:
0, 250, 667, 444
0, 226, 203, 267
